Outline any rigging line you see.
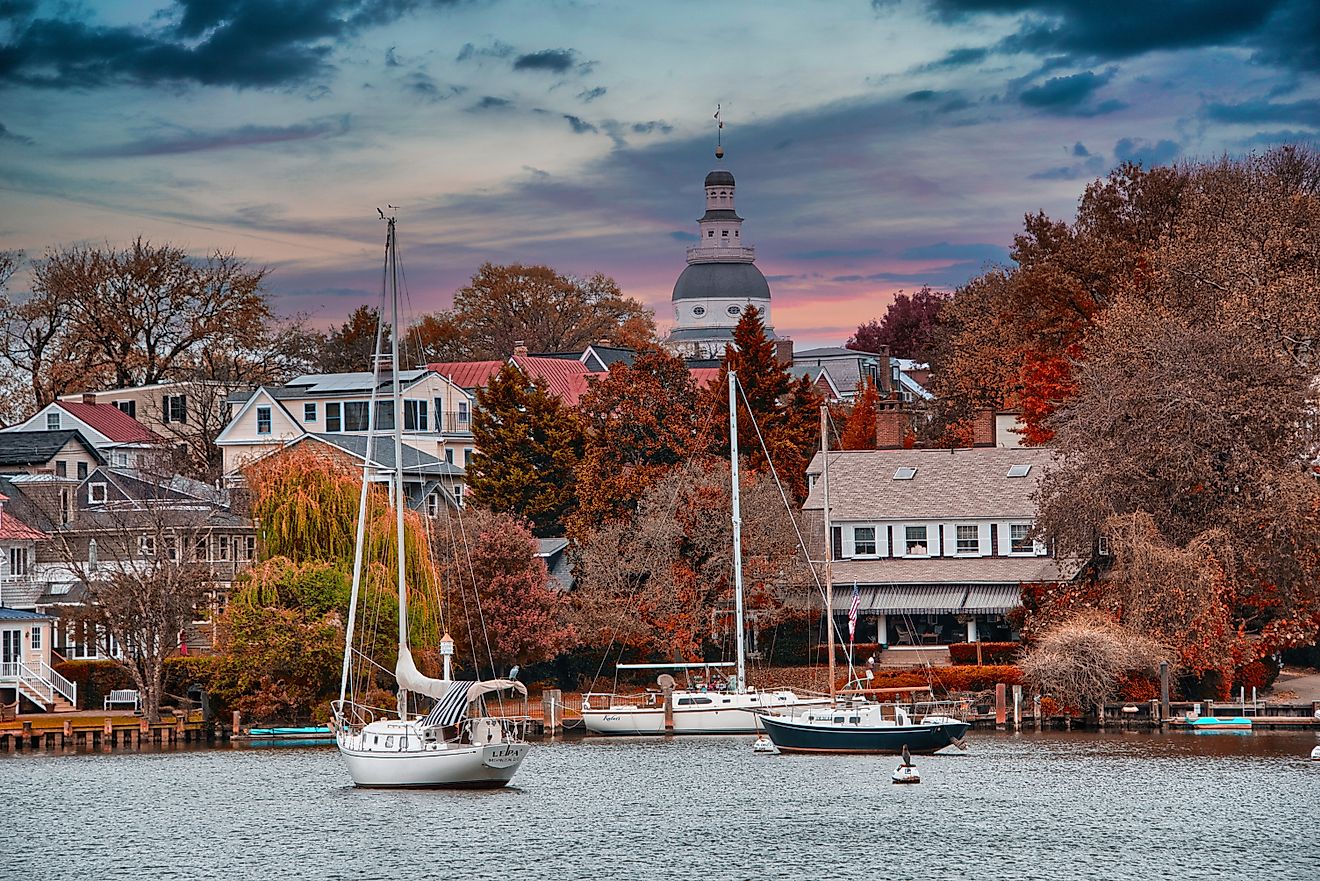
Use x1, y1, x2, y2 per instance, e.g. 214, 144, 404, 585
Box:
452, 501, 504, 704
440, 501, 483, 680
733, 376, 856, 686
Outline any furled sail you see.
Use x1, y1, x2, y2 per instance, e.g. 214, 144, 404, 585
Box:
394, 645, 452, 700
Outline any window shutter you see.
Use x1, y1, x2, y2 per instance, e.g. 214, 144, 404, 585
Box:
178, 395, 188, 424
162, 395, 171, 423
831, 526, 843, 561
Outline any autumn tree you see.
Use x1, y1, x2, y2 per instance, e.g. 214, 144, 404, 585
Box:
314, 305, 386, 374
0, 239, 272, 404
431, 508, 574, 673
573, 460, 814, 659
469, 363, 584, 536
418, 263, 655, 361
839, 378, 880, 450
1021, 612, 1169, 713
847, 286, 949, 361
570, 345, 702, 535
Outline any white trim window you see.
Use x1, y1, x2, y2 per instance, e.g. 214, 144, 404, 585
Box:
956, 524, 979, 555
454, 483, 464, 508
46, 411, 61, 430
30, 625, 41, 651
256, 406, 272, 435
235, 536, 255, 561
89, 482, 107, 503
325, 402, 342, 433
904, 525, 929, 556
852, 526, 877, 557
458, 400, 470, 424
213, 535, 231, 562
139, 535, 156, 557
163, 394, 188, 424
1009, 523, 1032, 554
8, 546, 28, 577
303, 402, 317, 423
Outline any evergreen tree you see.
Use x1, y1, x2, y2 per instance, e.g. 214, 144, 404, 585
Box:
469, 363, 584, 536
840, 378, 880, 450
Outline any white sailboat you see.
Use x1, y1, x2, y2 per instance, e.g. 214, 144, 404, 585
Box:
582, 371, 828, 735
331, 214, 529, 787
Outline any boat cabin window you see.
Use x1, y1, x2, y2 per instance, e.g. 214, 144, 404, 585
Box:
849, 716, 860, 724
833, 716, 845, 723
385, 736, 394, 748
676, 697, 713, 706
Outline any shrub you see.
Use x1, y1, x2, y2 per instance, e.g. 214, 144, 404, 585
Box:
53, 660, 132, 710
948, 642, 1023, 665
1232, 657, 1280, 692
1020, 612, 1170, 710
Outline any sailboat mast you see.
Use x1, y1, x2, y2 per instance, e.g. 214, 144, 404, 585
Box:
728, 371, 747, 693
821, 402, 836, 704
388, 217, 410, 720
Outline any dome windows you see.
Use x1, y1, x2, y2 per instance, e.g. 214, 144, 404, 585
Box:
727, 305, 741, 316
692, 306, 706, 317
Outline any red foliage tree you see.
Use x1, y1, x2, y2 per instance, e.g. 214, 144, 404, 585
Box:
847, 286, 949, 361
840, 378, 880, 450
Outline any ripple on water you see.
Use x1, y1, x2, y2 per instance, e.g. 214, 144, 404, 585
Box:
1, 730, 1317, 881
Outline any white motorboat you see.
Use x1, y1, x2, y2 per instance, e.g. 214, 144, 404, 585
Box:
331, 214, 529, 788
582, 373, 828, 735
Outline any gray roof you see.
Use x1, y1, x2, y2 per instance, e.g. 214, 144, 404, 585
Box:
672, 261, 771, 302
795, 346, 872, 359
0, 606, 53, 621
228, 370, 432, 404
705, 169, 735, 187
0, 430, 105, 468
586, 346, 637, 369
311, 433, 464, 476
699, 209, 743, 222
804, 447, 1055, 520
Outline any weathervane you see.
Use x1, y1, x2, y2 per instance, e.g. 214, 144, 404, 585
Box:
714, 104, 725, 159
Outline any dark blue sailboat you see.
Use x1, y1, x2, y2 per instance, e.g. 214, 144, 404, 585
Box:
757, 703, 969, 754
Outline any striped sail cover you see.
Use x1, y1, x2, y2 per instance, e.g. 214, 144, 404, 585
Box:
422, 681, 475, 727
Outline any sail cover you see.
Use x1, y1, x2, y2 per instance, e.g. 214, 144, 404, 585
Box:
394, 645, 454, 699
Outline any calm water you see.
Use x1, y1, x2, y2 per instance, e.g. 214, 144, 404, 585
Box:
2, 730, 1317, 880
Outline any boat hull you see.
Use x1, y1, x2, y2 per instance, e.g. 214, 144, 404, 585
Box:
582, 692, 830, 736
758, 713, 969, 754
337, 740, 528, 788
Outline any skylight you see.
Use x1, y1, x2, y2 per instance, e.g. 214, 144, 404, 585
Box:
893, 467, 917, 480
1006, 464, 1032, 478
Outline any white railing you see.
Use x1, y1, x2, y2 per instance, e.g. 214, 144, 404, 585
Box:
0, 660, 77, 708
686, 244, 757, 262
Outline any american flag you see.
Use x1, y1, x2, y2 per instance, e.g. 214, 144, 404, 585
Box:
847, 582, 860, 644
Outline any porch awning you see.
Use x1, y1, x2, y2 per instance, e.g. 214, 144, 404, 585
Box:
963, 584, 1022, 614
833, 585, 968, 615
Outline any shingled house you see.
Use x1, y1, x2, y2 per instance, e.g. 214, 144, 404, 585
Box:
803, 446, 1074, 661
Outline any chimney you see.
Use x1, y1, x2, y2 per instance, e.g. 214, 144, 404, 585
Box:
597, 338, 612, 347
774, 338, 794, 366
875, 407, 908, 450
513, 340, 529, 358
81, 393, 97, 405
972, 408, 995, 447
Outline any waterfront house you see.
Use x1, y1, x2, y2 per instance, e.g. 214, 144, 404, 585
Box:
803, 446, 1073, 658
57, 380, 235, 442
3, 398, 166, 468
216, 368, 476, 485
0, 607, 70, 712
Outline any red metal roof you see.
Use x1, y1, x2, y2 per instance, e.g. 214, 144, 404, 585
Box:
512, 355, 603, 406
428, 361, 506, 389
0, 507, 48, 541
688, 367, 723, 388
57, 401, 163, 444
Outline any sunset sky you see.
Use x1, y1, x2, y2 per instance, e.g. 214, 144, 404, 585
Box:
2, 1, 1317, 347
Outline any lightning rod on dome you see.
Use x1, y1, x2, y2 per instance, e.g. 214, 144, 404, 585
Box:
714, 103, 725, 159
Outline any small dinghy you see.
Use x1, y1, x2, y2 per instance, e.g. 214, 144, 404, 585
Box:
892, 745, 920, 784
752, 736, 776, 754
1310, 745, 1319, 761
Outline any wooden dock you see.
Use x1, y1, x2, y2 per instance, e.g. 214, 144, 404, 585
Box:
0, 710, 224, 752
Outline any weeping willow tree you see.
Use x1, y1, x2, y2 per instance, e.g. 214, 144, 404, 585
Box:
210, 446, 447, 720
242, 444, 443, 644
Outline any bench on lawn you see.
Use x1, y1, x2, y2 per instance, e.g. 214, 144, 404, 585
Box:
104, 689, 140, 711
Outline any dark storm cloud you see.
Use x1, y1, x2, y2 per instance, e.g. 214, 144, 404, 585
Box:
65, 116, 351, 158
1204, 98, 1320, 125
0, 120, 33, 144
0, 1, 461, 90
1114, 137, 1180, 167
923, 1, 1278, 57
915, 46, 990, 71
470, 95, 513, 111
1072, 142, 1090, 156
1018, 69, 1123, 115
512, 49, 577, 73
563, 114, 597, 134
